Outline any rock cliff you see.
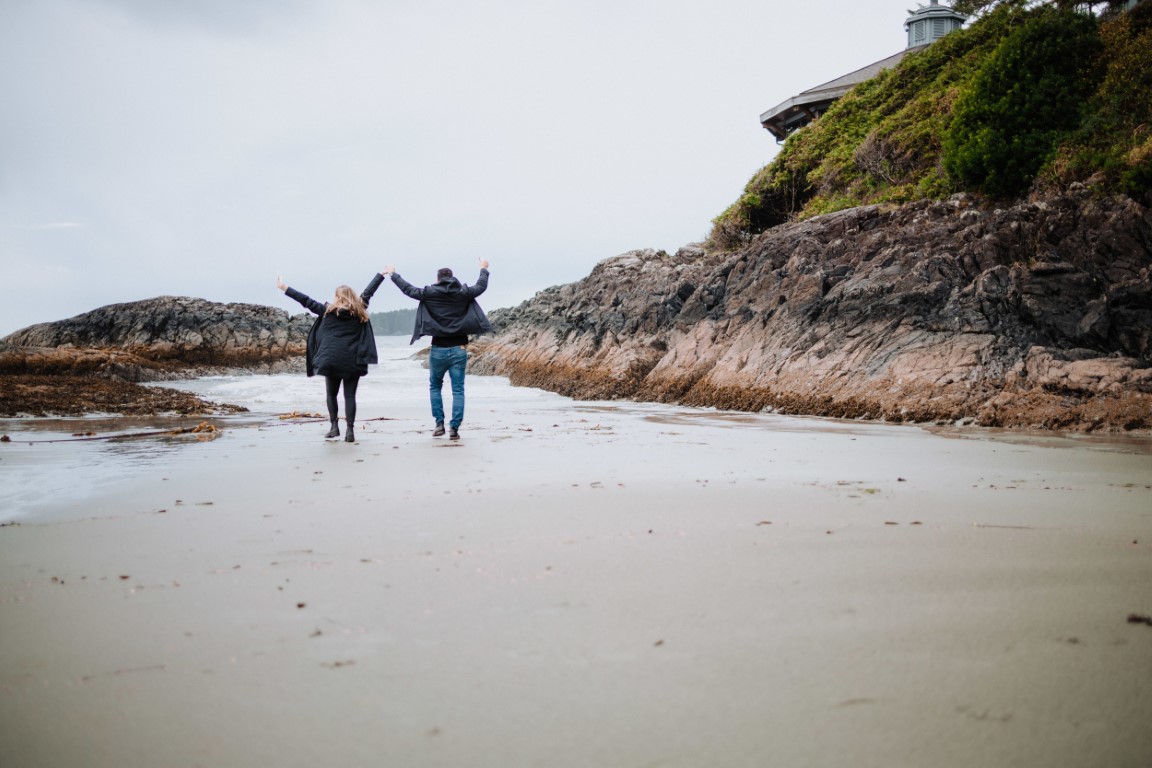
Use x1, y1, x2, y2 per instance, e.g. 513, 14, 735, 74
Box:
1, 296, 311, 381
472, 190, 1152, 431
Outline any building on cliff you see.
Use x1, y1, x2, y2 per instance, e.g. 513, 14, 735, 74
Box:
759, 0, 966, 142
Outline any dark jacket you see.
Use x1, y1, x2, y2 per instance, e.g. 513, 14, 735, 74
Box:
286, 273, 384, 377
391, 268, 492, 345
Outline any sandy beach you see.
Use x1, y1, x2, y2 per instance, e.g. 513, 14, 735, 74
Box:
2, 361, 1151, 767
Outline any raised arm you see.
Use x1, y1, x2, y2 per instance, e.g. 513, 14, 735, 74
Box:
464, 259, 490, 298
279, 276, 327, 316
387, 268, 426, 301
360, 272, 386, 308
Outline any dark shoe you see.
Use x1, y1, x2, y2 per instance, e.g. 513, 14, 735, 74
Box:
449, 427, 460, 441
433, 422, 445, 437
325, 422, 340, 439
344, 425, 355, 443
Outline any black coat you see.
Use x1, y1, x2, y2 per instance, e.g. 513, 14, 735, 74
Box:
286, 273, 383, 377
390, 269, 492, 344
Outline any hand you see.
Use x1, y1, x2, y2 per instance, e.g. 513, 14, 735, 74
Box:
381, 265, 395, 276
276, 275, 287, 292
479, 258, 489, 270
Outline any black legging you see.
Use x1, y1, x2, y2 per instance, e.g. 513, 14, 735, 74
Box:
325, 375, 360, 424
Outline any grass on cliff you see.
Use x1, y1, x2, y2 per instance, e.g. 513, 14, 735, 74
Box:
709, 1, 1152, 250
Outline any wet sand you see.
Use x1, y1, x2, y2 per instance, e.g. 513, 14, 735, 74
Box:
1, 400, 1151, 767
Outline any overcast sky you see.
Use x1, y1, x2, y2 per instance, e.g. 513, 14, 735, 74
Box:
1, 0, 923, 336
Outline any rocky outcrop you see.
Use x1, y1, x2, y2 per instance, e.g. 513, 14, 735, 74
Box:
1, 296, 311, 381
0, 296, 311, 416
472, 190, 1152, 431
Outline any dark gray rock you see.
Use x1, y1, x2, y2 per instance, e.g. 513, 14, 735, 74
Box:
1, 296, 311, 380
474, 191, 1152, 431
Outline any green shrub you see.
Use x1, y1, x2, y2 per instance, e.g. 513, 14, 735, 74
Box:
1041, 2, 1152, 196
943, 8, 1102, 199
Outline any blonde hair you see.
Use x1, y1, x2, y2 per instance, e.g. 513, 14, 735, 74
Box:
326, 285, 369, 323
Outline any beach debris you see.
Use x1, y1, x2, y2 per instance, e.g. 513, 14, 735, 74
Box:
190, 422, 217, 434
756, 521, 772, 526
119, 575, 130, 580
279, 411, 324, 420
297, 602, 307, 609
310, 628, 323, 638
955, 705, 1013, 723
81, 664, 166, 682
321, 660, 355, 669
885, 521, 899, 525
835, 698, 878, 708
653, 639, 665, 647
1127, 613, 1152, 627
72, 431, 96, 437
0, 435, 8, 442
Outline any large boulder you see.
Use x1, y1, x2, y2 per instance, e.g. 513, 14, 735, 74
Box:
1, 296, 311, 380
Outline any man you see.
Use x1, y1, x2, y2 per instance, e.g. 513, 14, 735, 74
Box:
382, 259, 492, 441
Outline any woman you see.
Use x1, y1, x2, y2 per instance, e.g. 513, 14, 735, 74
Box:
277, 272, 385, 442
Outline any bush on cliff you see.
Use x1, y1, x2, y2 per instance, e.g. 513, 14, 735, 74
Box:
943, 9, 1102, 199
1042, 4, 1152, 195
709, 1, 1152, 250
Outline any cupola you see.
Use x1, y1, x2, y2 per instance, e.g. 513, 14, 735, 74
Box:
905, 0, 966, 49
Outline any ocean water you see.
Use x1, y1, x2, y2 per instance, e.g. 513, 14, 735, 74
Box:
0, 337, 558, 522
170, 336, 559, 415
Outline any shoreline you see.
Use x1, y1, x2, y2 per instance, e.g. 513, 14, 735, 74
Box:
472, 343, 1152, 435
2, 385, 1151, 766
4, 362, 1151, 436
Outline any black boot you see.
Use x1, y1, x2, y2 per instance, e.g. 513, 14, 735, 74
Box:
325, 421, 340, 439
344, 424, 355, 443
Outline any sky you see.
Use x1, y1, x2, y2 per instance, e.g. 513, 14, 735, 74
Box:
0, 0, 925, 336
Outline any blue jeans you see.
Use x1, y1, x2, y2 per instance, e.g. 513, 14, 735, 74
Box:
428, 345, 467, 428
